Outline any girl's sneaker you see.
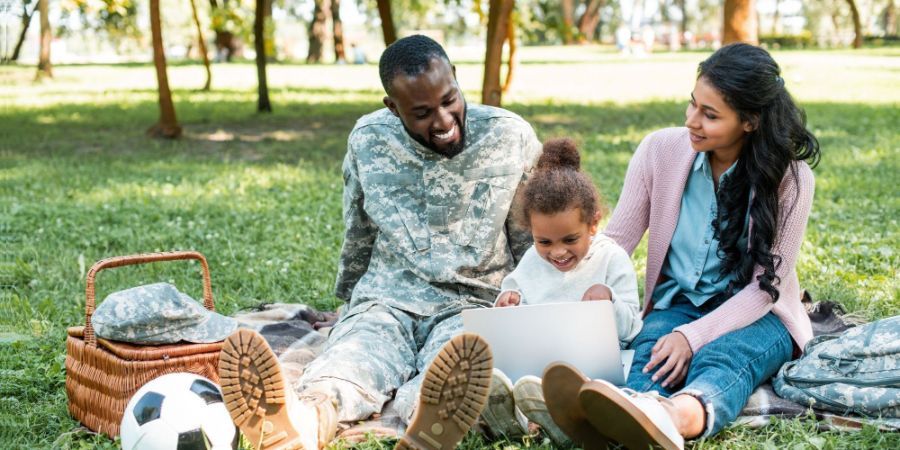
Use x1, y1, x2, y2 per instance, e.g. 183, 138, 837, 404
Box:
512, 375, 570, 446
481, 369, 528, 439
578, 379, 684, 450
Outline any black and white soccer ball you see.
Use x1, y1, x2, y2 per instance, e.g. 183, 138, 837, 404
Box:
120, 372, 238, 450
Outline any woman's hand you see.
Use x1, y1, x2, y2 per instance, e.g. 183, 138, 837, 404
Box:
495, 291, 521, 307
581, 284, 613, 301
643, 331, 693, 388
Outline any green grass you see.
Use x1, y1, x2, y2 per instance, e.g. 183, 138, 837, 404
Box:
0, 50, 898, 448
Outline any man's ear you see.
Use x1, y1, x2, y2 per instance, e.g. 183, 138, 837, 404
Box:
383, 96, 399, 117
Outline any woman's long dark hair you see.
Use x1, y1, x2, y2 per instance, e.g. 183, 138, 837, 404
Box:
700, 43, 820, 302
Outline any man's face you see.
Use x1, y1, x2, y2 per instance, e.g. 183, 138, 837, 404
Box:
383, 58, 467, 157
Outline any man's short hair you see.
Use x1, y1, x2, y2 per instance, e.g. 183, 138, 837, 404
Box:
379, 35, 450, 94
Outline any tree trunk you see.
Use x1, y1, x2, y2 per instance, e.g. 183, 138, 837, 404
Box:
846, 0, 863, 48
675, 0, 687, 38
577, 0, 604, 42
255, 0, 271, 111
771, 0, 781, 35
333, 0, 345, 62
887, 0, 898, 35
35, 0, 51, 79
561, 0, 575, 44
376, 0, 396, 46
482, 0, 514, 106
307, 0, 328, 63
7, 2, 37, 62
502, 11, 516, 94
148, 0, 182, 138
188, 0, 212, 90
723, 0, 758, 45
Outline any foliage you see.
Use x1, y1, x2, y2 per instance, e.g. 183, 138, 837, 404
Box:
58, 0, 142, 45
759, 31, 814, 49
0, 51, 898, 447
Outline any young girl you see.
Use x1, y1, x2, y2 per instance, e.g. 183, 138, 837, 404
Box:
542, 43, 820, 450
481, 138, 643, 445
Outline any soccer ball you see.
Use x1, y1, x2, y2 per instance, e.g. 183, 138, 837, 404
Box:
120, 372, 238, 450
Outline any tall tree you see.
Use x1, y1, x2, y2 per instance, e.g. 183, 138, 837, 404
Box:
376, 0, 397, 46
209, 0, 241, 61
561, 0, 576, 44
307, 0, 328, 63
35, 0, 51, 79
148, 0, 182, 137
4, 1, 37, 63
255, 0, 271, 111
189, 0, 212, 90
333, 0, 345, 62
846, 0, 863, 48
723, 0, 758, 44
674, 0, 688, 38
577, 0, 605, 42
483, 0, 515, 106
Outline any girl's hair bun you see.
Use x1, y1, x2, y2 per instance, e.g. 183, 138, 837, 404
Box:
537, 138, 580, 171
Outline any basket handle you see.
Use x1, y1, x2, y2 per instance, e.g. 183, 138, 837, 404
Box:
83, 251, 215, 347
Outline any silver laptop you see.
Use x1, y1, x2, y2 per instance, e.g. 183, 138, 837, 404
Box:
461, 301, 633, 385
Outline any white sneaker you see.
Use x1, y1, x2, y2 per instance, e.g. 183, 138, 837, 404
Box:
480, 368, 528, 439
578, 379, 684, 450
512, 375, 571, 446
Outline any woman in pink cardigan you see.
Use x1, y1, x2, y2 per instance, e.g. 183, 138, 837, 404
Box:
543, 43, 821, 449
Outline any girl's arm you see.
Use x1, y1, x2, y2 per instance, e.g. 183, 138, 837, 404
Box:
602, 246, 643, 347
674, 163, 816, 352
604, 133, 654, 255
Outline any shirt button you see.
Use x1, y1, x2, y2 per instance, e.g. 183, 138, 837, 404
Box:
695, 271, 701, 276
704, 239, 710, 244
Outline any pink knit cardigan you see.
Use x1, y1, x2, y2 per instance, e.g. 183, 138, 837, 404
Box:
604, 127, 815, 353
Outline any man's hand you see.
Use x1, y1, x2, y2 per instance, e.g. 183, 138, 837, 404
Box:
581, 284, 613, 302
495, 291, 521, 307
643, 331, 693, 388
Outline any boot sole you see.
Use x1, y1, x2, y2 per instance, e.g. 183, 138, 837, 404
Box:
542, 361, 610, 450
396, 333, 493, 450
219, 328, 307, 450
578, 380, 681, 450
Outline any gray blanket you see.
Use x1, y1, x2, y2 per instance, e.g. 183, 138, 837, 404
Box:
233, 293, 898, 436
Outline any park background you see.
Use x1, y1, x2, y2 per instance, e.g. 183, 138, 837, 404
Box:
1, 0, 899, 448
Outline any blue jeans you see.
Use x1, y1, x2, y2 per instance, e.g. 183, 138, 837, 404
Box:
626, 295, 793, 436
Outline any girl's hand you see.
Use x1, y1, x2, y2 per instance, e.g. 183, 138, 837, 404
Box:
581, 284, 613, 301
495, 291, 521, 307
643, 331, 693, 388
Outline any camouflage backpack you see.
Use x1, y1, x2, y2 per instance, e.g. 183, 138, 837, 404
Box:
773, 316, 900, 418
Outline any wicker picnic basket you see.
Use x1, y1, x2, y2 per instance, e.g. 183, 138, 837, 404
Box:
65, 251, 225, 438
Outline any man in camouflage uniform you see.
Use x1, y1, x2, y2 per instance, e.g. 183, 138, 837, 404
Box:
295, 35, 542, 427
219, 35, 541, 449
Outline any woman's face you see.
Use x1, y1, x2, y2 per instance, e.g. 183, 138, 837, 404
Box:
684, 77, 753, 156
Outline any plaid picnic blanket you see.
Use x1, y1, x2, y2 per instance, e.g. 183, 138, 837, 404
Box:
232, 294, 898, 437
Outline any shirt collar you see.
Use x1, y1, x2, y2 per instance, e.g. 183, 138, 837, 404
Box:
695, 152, 738, 183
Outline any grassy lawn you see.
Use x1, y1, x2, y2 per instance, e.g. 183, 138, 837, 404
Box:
0, 49, 897, 448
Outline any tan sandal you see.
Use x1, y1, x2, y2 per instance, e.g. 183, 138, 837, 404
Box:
578, 379, 683, 450
542, 361, 611, 450
396, 333, 493, 450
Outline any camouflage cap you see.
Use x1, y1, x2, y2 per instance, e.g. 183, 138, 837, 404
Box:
92, 282, 238, 345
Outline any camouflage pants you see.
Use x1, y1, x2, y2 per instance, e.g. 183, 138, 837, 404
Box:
296, 301, 466, 424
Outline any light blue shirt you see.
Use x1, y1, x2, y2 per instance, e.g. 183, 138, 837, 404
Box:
652, 152, 748, 309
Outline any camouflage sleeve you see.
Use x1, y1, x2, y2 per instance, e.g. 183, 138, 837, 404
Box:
333, 145, 377, 302
506, 123, 542, 263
